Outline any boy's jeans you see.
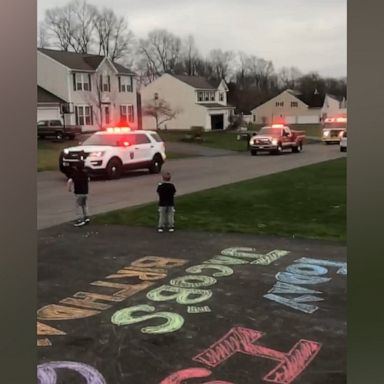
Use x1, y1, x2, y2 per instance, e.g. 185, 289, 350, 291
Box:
158, 206, 175, 228
75, 194, 88, 220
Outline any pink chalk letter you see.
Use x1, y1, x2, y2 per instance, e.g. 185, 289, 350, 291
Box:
192, 327, 321, 384
160, 368, 233, 384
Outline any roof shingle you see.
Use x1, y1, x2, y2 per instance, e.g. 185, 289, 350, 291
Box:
37, 86, 66, 103
172, 75, 218, 89
38, 48, 135, 75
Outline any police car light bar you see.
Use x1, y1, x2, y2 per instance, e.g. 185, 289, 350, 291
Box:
271, 124, 284, 128
106, 127, 131, 133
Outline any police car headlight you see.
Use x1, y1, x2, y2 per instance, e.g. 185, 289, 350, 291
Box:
90, 151, 105, 158
272, 139, 278, 145
323, 130, 330, 137
64, 149, 69, 155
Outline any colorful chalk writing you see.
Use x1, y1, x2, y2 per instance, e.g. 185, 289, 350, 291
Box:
111, 304, 184, 334
147, 285, 213, 304
160, 368, 233, 384
37, 256, 187, 347
37, 361, 106, 384
112, 247, 289, 334
187, 306, 212, 313
264, 257, 347, 314
160, 327, 321, 384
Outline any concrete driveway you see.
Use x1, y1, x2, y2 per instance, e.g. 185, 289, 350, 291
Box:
38, 143, 345, 229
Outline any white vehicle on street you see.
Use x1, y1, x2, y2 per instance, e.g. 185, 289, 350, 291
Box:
339, 130, 347, 152
59, 128, 166, 179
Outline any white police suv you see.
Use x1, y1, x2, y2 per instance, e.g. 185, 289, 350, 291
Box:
59, 128, 166, 179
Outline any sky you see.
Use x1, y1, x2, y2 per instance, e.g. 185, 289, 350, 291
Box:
37, 0, 347, 78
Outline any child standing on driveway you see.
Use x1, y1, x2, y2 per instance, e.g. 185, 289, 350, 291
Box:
157, 171, 176, 232
67, 160, 90, 227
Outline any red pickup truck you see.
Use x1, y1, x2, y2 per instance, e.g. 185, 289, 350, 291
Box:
249, 124, 305, 155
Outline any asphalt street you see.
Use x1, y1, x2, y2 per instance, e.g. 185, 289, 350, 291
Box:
38, 225, 347, 384
38, 143, 345, 229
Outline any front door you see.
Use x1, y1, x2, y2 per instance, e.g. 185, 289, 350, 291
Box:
102, 105, 111, 126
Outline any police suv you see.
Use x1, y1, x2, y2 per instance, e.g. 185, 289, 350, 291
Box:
59, 127, 166, 179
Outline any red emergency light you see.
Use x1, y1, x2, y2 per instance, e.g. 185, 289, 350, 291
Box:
271, 124, 285, 128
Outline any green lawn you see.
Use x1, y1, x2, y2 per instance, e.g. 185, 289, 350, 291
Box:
94, 158, 346, 241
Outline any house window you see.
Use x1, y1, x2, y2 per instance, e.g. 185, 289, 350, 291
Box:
197, 92, 203, 102
75, 105, 93, 126
100, 75, 111, 92
291, 101, 298, 108
253, 115, 256, 122
73, 73, 91, 91
120, 105, 134, 123
219, 92, 224, 101
275, 101, 284, 107
119, 76, 133, 92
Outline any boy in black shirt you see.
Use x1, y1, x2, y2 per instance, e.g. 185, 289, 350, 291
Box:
156, 171, 176, 232
67, 160, 90, 227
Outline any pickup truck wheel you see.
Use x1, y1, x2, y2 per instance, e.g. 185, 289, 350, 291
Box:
274, 143, 283, 155
251, 150, 258, 156
149, 155, 163, 174
292, 142, 303, 153
55, 131, 64, 141
106, 158, 122, 179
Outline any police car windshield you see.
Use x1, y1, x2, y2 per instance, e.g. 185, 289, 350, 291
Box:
83, 133, 128, 146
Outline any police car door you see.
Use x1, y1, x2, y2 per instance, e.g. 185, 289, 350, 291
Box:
133, 133, 153, 163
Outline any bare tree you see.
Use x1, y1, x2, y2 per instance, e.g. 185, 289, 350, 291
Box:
278, 66, 302, 89
208, 49, 235, 81
143, 97, 181, 130
180, 35, 201, 75
44, 0, 96, 53
93, 7, 134, 61
138, 29, 182, 80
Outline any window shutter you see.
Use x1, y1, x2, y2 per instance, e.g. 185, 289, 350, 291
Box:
73, 73, 76, 91
75, 106, 79, 125
118, 76, 121, 92
88, 74, 92, 91
90, 106, 93, 125
108, 75, 111, 92
100, 75, 102, 90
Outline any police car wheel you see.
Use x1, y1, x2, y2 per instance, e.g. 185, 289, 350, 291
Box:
149, 156, 162, 174
106, 158, 122, 179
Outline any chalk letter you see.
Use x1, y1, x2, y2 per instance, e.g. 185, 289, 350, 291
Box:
90, 280, 153, 299
193, 327, 321, 384
186, 264, 234, 277
60, 292, 125, 311
286, 263, 328, 276
277, 272, 331, 285
170, 275, 217, 288
296, 257, 347, 275
160, 368, 233, 384
111, 304, 184, 334
37, 361, 106, 384
37, 305, 100, 321
131, 256, 187, 269
106, 267, 167, 281
264, 293, 323, 314
147, 285, 212, 305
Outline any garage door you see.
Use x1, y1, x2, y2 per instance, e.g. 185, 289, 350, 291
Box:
297, 115, 320, 124
285, 116, 297, 124
37, 107, 61, 122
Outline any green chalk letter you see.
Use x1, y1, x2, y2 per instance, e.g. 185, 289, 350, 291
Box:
147, 285, 212, 305
111, 304, 184, 334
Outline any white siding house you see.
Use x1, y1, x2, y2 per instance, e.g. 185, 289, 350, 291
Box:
140, 74, 235, 131
251, 89, 347, 125
37, 48, 138, 132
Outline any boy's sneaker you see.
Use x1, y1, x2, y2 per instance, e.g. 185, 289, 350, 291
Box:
157, 228, 164, 233
84, 217, 90, 224
168, 227, 175, 232
74, 219, 86, 227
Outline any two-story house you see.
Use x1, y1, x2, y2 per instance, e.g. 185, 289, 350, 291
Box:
37, 48, 138, 132
251, 89, 347, 125
140, 74, 235, 131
